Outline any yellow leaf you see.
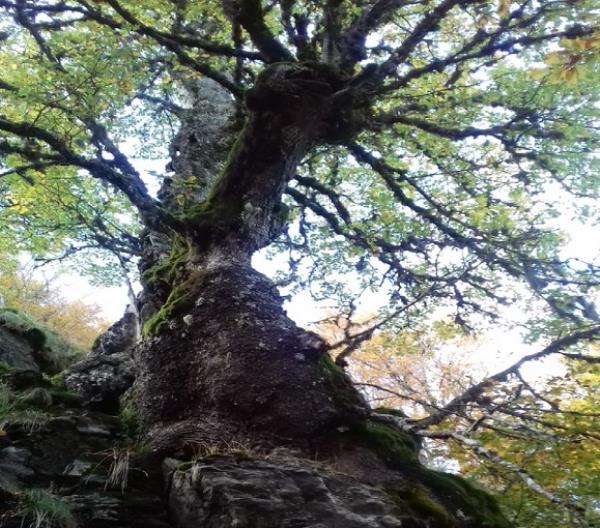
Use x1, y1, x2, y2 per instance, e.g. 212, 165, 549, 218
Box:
564, 66, 582, 85
544, 52, 563, 66
498, 0, 510, 18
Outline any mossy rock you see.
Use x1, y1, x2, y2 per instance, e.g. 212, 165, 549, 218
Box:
48, 389, 83, 408
350, 419, 420, 465
382, 471, 510, 527
408, 467, 511, 527
0, 309, 82, 373
318, 354, 366, 414
384, 481, 453, 527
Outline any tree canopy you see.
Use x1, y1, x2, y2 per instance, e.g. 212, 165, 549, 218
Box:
0, 0, 598, 331
0, 0, 599, 523
347, 322, 600, 526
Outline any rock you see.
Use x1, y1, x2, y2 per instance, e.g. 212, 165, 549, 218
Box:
65, 353, 135, 414
65, 493, 173, 528
90, 312, 138, 357
0, 309, 78, 374
0, 405, 173, 528
1, 369, 45, 390
0, 447, 34, 492
167, 453, 441, 528
62, 459, 94, 477
0, 326, 40, 372
0, 378, 509, 528
65, 312, 139, 413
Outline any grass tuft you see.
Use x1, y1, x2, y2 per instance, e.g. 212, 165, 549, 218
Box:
0, 383, 48, 432
17, 489, 77, 528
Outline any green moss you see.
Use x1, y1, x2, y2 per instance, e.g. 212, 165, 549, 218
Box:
181, 197, 243, 241
48, 389, 82, 407
23, 328, 46, 350
351, 420, 420, 465
0, 361, 14, 374
47, 372, 66, 389
178, 131, 246, 233
383, 471, 510, 528
384, 481, 453, 526
142, 278, 196, 337
119, 403, 143, 439
141, 237, 190, 288
410, 467, 510, 527
319, 354, 365, 412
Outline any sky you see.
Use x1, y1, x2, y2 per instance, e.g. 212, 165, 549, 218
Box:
47, 215, 598, 385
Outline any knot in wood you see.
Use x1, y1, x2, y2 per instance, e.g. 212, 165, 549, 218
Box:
246, 62, 366, 142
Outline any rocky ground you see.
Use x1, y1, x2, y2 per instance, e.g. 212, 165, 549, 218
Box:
0, 309, 510, 528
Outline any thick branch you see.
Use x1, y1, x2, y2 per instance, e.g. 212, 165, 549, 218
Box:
227, 0, 294, 62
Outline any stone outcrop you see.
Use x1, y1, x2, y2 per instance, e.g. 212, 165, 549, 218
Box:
165, 451, 474, 528
64, 312, 138, 414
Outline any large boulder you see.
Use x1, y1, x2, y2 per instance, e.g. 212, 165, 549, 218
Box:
0, 309, 78, 374
65, 312, 138, 414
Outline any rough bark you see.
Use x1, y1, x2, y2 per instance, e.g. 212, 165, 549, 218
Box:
64, 65, 511, 528
135, 64, 367, 449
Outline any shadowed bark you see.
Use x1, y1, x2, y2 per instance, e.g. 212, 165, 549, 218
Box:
134, 69, 370, 450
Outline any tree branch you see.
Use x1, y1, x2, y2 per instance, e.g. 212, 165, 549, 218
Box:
225, 0, 294, 62
421, 429, 587, 516
409, 326, 600, 430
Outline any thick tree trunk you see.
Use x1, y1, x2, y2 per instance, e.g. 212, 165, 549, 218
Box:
135, 68, 368, 451
139, 262, 366, 446
90, 67, 510, 527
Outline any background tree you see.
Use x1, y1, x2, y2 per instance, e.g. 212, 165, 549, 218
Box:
0, 1, 599, 525
347, 322, 600, 526
0, 265, 109, 349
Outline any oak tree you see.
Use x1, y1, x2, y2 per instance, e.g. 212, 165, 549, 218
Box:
0, 0, 599, 525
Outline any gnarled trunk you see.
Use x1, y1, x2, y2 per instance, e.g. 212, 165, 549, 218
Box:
136, 65, 367, 449
68, 67, 511, 528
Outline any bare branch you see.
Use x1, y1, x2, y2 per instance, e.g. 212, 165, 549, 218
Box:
409, 327, 600, 430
